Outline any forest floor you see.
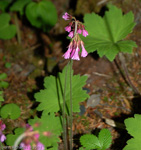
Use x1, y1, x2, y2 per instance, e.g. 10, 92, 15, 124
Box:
0, 0, 141, 149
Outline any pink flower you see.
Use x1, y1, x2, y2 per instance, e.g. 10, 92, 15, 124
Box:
0, 132, 6, 142
36, 142, 45, 150
77, 29, 82, 34
82, 29, 88, 37
71, 46, 80, 60
65, 25, 71, 32
81, 41, 88, 57
68, 31, 74, 38
20, 142, 31, 150
63, 44, 72, 59
62, 12, 71, 20
0, 121, 6, 142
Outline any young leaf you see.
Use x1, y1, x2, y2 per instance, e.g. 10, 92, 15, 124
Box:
10, 0, 31, 15
0, 81, 9, 89
28, 113, 62, 148
6, 128, 25, 146
35, 65, 89, 114
0, 91, 4, 102
25, 0, 57, 31
0, 103, 21, 120
0, 13, 16, 40
0, 73, 7, 80
123, 114, 141, 150
98, 129, 112, 150
80, 134, 101, 149
82, 5, 137, 61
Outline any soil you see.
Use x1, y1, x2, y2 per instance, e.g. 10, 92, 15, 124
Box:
0, 0, 141, 150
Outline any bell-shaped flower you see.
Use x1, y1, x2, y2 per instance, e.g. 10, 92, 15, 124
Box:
77, 29, 82, 34
82, 29, 88, 37
0, 132, 6, 142
65, 25, 71, 32
36, 142, 45, 150
20, 142, 31, 150
62, 12, 72, 20
71, 46, 80, 60
68, 31, 74, 38
81, 41, 88, 57
63, 43, 72, 59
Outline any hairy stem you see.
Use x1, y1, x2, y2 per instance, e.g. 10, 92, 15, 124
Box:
118, 53, 140, 95
69, 59, 73, 150
63, 61, 70, 150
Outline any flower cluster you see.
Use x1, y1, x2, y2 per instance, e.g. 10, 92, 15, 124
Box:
20, 124, 44, 150
0, 120, 6, 142
62, 12, 88, 60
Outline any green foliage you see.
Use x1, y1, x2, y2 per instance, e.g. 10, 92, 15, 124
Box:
10, 0, 31, 15
25, 0, 58, 31
80, 129, 112, 150
0, 73, 9, 89
35, 65, 89, 114
0, 0, 12, 12
0, 13, 16, 40
0, 103, 21, 120
123, 114, 141, 150
0, 73, 7, 80
5, 62, 11, 68
82, 4, 137, 61
0, 91, 4, 102
28, 113, 62, 149
6, 128, 25, 146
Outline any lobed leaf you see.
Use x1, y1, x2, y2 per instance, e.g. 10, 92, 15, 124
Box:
123, 114, 141, 150
28, 113, 62, 148
35, 65, 89, 114
6, 128, 25, 146
82, 5, 137, 61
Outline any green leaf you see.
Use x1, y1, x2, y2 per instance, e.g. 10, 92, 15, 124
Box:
5, 62, 11, 68
98, 129, 112, 149
35, 65, 89, 114
0, 81, 9, 89
0, 73, 7, 80
0, 13, 16, 40
123, 138, 141, 150
80, 134, 101, 149
123, 114, 141, 150
28, 113, 62, 148
0, 91, 4, 102
25, 0, 57, 31
82, 4, 137, 61
10, 0, 31, 15
6, 128, 25, 146
0, 103, 21, 120
0, 0, 12, 12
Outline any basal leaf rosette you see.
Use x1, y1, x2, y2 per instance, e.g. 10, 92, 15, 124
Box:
82, 5, 137, 61
35, 65, 89, 114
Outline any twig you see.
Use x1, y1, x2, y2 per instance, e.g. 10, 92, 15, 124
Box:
118, 53, 140, 95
